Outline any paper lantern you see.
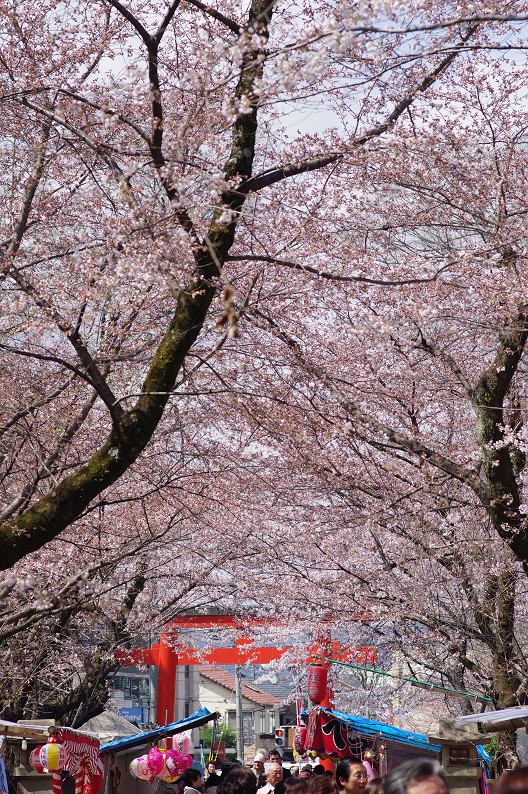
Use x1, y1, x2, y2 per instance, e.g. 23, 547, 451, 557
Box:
307, 664, 328, 703
40, 740, 69, 771
29, 747, 45, 773
147, 747, 165, 775
293, 726, 308, 754
129, 756, 153, 781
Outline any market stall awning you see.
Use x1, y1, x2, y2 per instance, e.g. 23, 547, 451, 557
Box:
454, 707, 528, 733
320, 708, 440, 752
100, 707, 217, 755
308, 708, 490, 765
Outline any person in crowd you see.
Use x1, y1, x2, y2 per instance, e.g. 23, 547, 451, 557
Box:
281, 780, 309, 794
217, 767, 258, 794
383, 759, 448, 794
290, 767, 300, 778
220, 761, 243, 778
206, 762, 217, 780
299, 766, 313, 780
365, 778, 384, 794
312, 766, 325, 777
258, 763, 284, 794
269, 750, 291, 780
253, 753, 267, 787
307, 773, 338, 794
183, 768, 203, 794
205, 773, 222, 794
336, 759, 368, 794
495, 768, 528, 794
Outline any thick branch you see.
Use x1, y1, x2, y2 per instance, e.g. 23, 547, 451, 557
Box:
471, 307, 528, 563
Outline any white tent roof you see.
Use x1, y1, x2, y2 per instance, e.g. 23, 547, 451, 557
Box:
454, 707, 528, 732
79, 710, 142, 744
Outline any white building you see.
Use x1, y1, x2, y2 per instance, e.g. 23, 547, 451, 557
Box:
199, 665, 281, 756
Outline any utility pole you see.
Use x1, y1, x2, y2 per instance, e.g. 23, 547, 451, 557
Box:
235, 665, 244, 762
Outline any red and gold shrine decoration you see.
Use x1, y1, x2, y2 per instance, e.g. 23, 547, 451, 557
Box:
307, 664, 328, 704
306, 708, 372, 760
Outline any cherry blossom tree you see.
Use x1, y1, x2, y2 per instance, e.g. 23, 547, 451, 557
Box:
4, 0, 528, 731
0, 0, 518, 567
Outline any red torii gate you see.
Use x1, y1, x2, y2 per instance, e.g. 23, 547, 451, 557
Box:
116, 614, 376, 728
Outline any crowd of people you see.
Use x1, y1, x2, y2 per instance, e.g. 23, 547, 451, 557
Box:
186, 752, 528, 794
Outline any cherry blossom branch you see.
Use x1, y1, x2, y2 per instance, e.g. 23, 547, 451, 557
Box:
0, 376, 76, 437
226, 253, 453, 286
0, 391, 99, 523
57, 90, 150, 143
182, 0, 242, 34
417, 333, 474, 397
238, 21, 480, 196
4, 264, 123, 421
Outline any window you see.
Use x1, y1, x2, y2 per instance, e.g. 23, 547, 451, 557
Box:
243, 712, 254, 746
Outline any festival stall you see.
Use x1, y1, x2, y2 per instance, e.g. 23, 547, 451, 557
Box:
300, 707, 491, 776
0, 719, 103, 794
98, 707, 217, 794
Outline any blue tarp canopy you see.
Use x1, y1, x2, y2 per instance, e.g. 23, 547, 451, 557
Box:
100, 707, 217, 754
322, 708, 490, 764
323, 708, 440, 752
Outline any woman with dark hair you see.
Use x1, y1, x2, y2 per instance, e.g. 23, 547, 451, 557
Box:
495, 768, 528, 794
183, 768, 203, 794
336, 759, 368, 794
280, 780, 309, 794
218, 766, 258, 794
365, 779, 384, 794
307, 774, 338, 794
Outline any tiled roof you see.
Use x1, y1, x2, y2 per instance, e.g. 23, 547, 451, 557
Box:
200, 666, 281, 707
218, 664, 295, 703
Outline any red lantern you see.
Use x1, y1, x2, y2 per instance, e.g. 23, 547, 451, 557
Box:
293, 726, 308, 754
307, 664, 327, 703
29, 747, 45, 773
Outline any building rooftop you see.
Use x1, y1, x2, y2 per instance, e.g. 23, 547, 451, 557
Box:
200, 666, 281, 708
